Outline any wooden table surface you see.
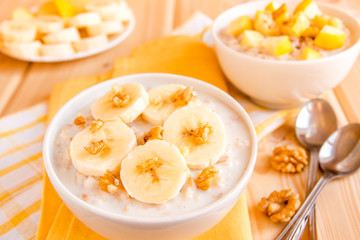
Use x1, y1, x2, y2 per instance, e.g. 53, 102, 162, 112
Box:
0, 0, 359, 239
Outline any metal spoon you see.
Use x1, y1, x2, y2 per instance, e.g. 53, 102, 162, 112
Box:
295, 99, 337, 239
276, 123, 360, 240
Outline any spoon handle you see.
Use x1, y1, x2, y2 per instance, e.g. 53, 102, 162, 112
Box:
307, 148, 319, 240
276, 175, 332, 240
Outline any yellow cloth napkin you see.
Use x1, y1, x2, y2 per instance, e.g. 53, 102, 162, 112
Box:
36, 35, 253, 240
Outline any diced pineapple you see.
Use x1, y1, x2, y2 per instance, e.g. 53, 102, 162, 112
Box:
312, 15, 343, 29
314, 25, 345, 50
240, 30, 265, 48
302, 26, 320, 38
298, 47, 322, 60
37, 1, 59, 15
53, 0, 78, 18
227, 16, 253, 37
272, 4, 290, 25
265, 1, 279, 12
254, 11, 280, 36
11, 7, 34, 21
263, 36, 293, 57
280, 12, 310, 37
294, 0, 322, 19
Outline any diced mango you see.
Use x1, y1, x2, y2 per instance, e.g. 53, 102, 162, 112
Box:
254, 11, 280, 36
11, 7, 34, 21
302, 26, 320, 37
312, 15, 343, 29
265, 1, 279, 12
298, 46, 322, 60
314, 25, 345, 50
294, 0, 322, 19
53, 0, 78, 18
263, 36, 293, 57
227, 16, 253, 37
280, 12, 310, 37
240, 30, 265, 48
37, 1, 59, 15
272, 4, 290, 25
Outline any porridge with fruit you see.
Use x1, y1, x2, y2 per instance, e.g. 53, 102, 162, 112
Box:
218, 0, 351, 60
54, 82, 252, 217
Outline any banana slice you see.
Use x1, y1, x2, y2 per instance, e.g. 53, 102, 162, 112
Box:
91, 83, 149, 123
120, 140, 189, 204
40, 42, 75, 57
163, 105, 226, 169
35, 15, 64, 34
42, 27, 80, 44
142, 84, 201, 126
68, 12, 102, 28
86, 20, 124, 36
2, 41, 41, 57
73, 34, 108, 52
70, 119, 136, 177
111, 1, 133, 22
0, 20, 37, 42
85, 0, 119, 20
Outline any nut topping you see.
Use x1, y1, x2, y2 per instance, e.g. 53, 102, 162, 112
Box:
111, 84, 130, 107
258, 189, 301, 223
171, 86, 195, 107
270, 145, 308, 173
196, 166, 219, 191
142, 126, 163, 143
74, 114, 86, 125
98, 172, 124, 194
186, 124, 213, 145
84, 140, 107, 155
136, 157, 163, 183
90, 119, 104, 132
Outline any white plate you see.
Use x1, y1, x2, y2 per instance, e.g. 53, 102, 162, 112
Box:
0, 15, 135, 63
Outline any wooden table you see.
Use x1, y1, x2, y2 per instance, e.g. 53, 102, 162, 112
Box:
0, 0, 359, 239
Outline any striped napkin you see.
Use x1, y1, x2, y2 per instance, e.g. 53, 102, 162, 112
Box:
0, 13, 297, 239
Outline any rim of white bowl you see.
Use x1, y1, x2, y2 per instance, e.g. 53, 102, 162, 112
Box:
212, 1, 360, 65
43, 73, 257, 224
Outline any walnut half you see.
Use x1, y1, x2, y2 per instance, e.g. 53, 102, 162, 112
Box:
142, 126, 163, 143
258, 189, 301, 223
270, 145, 308, 173
196, 166, 219, 191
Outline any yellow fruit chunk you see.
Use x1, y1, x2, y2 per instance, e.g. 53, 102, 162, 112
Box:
272, 4, 290, 25
11, 7, 34, 21
314, 25, 345, 50
254, 11, 280, 36
38, 1, 59, 15
294, 0, 322, 19
280, 12, 310, 37
263, 36, 293, 57
240, 30, 264, 48
298, 47, 322, 60
312, 15, 343, 29
302, 26, 320, 38
227, 16, 253, 37
265, 1, 279, 12
69, 0, 90, 11
54, 0, 78, 18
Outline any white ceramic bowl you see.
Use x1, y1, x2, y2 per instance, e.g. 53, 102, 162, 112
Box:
43, 73, 257, 240
212, 1, 360, 109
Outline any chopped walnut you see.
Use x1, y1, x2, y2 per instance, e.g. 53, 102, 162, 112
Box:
186, 124, 213, 145
98, 172, 124, 194
258, 189, 301, 223
90, 119, 104, 132
136, 157, 163, 183
74, 114, 86, 125
196, 166, 219, 191
81, 193, 88, 202
142, 126, 163, 143
111, 84, 130, 107
171, 86, 195, 107
84, 140, 107, 155
270, 145, 308, 173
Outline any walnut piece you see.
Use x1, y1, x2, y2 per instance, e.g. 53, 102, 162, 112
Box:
196, 166, 219, 191
111, 84, 130, 107
186, 124, 213, 145
74, 114, 86, 125
258, 189, 301, 223
98, 172, 124, 194
90, 119, 104, 132
136, 157, 163, 183
142, 126, 163, 143
270, 145, 308, 173
171, 86, 195, 107
84, 140, 107, 155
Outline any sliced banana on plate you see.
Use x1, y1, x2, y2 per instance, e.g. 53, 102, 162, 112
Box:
120, 140, 189, 204
42, 27, 80, 44
35, 15, 64, 35
85, 0, 119, 20
142, 84, 201, 126
70, 119, 136, 177
40, 42, 75, 57
0, 20, 37, 42
86, 20, 124, 36
2, 41, 41, 57
73, 34, 108, 52
163, 105, 226, 169
91, 83, 149, 123
68, 12, 102, 28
